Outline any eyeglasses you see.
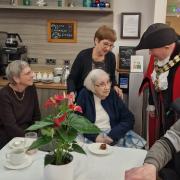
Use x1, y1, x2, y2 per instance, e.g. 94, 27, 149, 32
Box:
102, 42, 115, 49
95, 80, 112, 88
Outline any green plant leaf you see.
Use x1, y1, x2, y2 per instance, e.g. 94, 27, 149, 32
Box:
71, 143, 86, 155
41, 128, 54, 137
56, 127, 77, 143
69, 114, 100, 134
28, 136, 52, 150
26, 121, 54, 131
42, 115, 54, 122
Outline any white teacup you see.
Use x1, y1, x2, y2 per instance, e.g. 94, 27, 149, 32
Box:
6, 149, 26, 165
53, 76, 61, 83
42, 72, 48, 81
48, 73, 54, 80
36, 72, 42, 81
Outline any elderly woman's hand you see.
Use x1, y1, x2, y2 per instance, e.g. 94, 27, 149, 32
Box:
68, 92, 75, 104
113, 86, 123, 99
95, 134, 113, 145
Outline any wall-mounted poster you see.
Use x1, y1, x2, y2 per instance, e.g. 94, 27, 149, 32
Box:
130, 55, 144, 72
119, 46, 136, 71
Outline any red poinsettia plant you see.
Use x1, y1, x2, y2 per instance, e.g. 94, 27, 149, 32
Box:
27, 93, 100, 165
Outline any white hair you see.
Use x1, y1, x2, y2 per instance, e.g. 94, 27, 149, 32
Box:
84, 69, 110, 93
6, 60, 29, 85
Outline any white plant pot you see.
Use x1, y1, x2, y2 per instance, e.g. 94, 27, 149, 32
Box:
44, 158, 74, 180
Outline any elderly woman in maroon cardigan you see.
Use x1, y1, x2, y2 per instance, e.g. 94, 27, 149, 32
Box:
0, 60, 41, 149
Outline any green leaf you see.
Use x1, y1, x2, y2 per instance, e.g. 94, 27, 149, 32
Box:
71, 143, 86, 155
28, 136, 52, 150
69, 114, 100, 134
26, 121, 54, 131
56, 127, 77, 143
41, 128, 54, 137
42, 115, 54, 122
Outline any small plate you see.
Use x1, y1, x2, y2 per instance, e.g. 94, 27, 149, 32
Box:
4, 155, 32, 170
88, 143, 112, 155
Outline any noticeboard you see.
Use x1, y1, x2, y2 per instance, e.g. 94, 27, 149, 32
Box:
119, 46, 136, 70
48, 20, 77, 43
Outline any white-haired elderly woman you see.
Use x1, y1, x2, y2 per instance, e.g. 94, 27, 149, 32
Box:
0, 60, 41, 149
77, 69, 134, 145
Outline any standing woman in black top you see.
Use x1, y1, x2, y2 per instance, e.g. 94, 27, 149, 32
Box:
0, 60, 41, 149
67, 25, 122, 102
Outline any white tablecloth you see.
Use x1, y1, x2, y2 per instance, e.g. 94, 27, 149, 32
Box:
0, 138, 147, 180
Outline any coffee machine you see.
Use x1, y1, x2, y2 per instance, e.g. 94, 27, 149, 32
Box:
0, 32, 27, 75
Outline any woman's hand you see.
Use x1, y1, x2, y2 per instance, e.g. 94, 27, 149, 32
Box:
68, 92, 75, 104
95, 134, 113, 145
113, 86, 123, 99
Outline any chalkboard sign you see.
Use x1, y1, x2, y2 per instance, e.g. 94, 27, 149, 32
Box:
48, 20, 77, 43
119, 46, 136, 70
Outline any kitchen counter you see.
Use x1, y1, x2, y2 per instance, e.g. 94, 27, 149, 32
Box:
0, 76, 67, 90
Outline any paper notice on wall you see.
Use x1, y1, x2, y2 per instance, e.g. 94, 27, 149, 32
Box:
130, 55, 143, 72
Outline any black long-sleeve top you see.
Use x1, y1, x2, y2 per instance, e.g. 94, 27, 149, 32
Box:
0, 84, 41, 148
67, 48, 118, 95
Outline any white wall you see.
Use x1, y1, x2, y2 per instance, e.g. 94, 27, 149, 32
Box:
154, 0, 167, 23
112, 0, 155, 70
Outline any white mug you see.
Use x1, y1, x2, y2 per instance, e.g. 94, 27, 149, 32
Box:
42, 72, 48, 80
36, 72, 42, 81
6, 149, 26, 165
53, 76, 60, 83
48, 73, 54, 80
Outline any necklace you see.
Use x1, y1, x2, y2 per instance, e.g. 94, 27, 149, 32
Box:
12, 88, 25, 101
154, 54, 180, 91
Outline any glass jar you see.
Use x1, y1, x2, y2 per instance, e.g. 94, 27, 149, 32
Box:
83, 0, 92, 7
57, 0, 62, 7
23, 0, 31, 6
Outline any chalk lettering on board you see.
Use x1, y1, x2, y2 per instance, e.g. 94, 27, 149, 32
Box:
48, 20, 77, 43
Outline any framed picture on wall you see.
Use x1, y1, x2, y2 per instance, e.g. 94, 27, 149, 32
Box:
120, 12, 141, 39
130, 55, 144, 72
119, 46, 136, 71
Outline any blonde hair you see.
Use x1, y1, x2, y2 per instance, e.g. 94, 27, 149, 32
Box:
84, 69, 110, 93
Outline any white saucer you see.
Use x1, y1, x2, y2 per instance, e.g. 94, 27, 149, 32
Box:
88, 143, 112, 155
4, 155, 32, 170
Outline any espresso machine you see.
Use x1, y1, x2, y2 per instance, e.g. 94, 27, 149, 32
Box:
0, 32, 27, 75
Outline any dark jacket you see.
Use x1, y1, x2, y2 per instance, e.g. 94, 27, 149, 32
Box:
67, 48, 117, 95
77, 88, 135, 143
